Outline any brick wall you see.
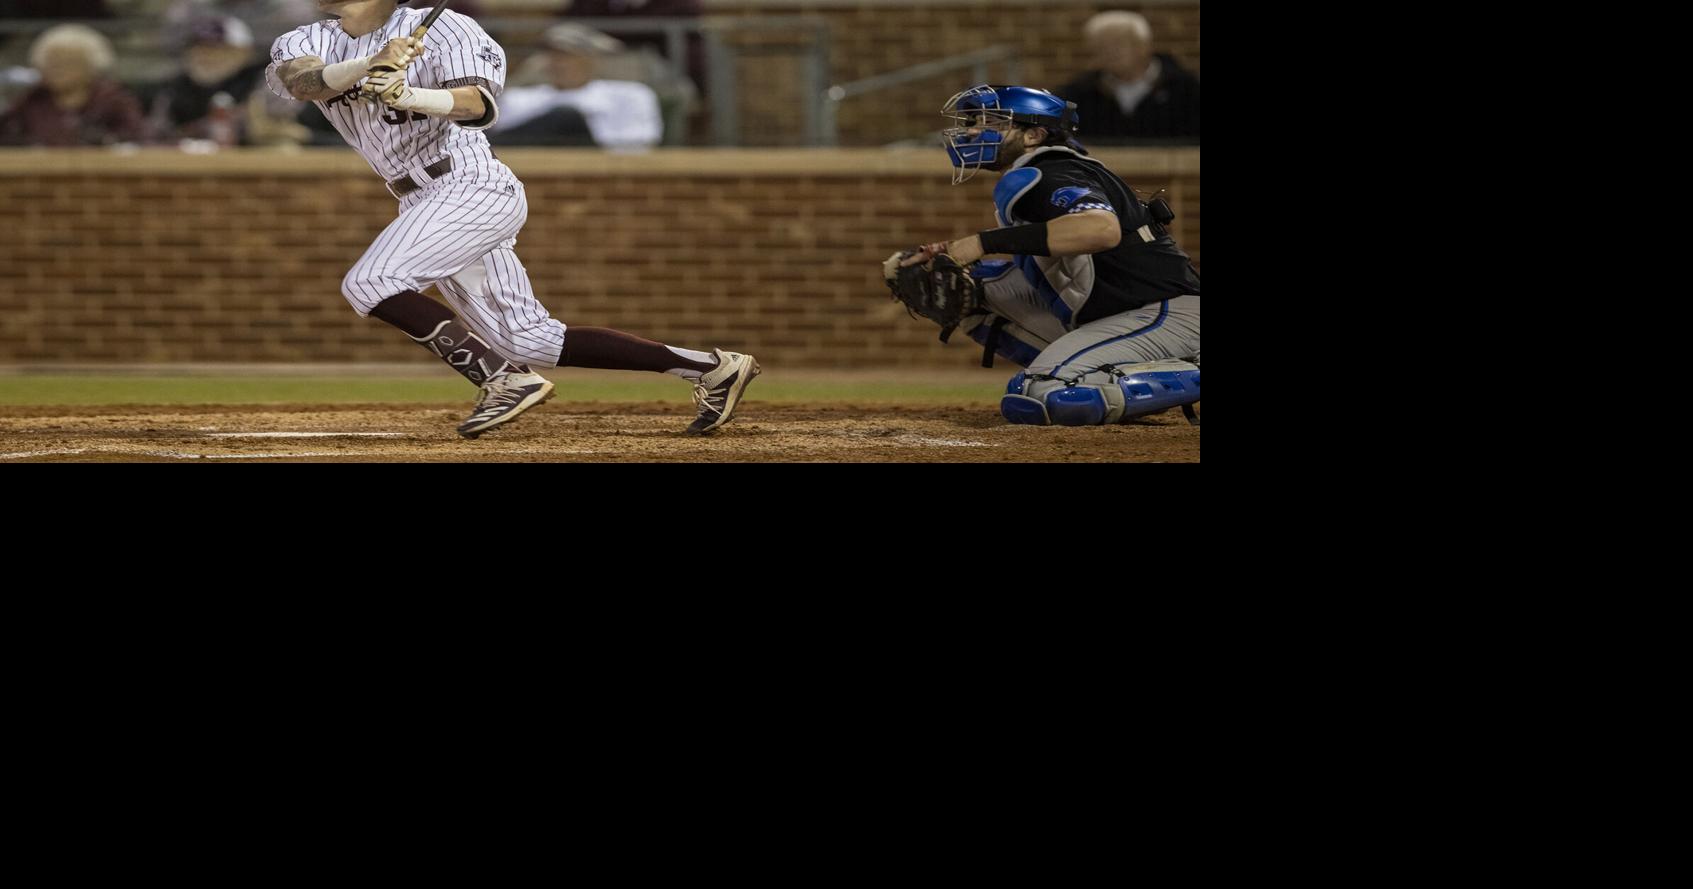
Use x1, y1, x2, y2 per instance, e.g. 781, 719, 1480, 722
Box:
711, 0, 1200, 146
0, 147, 1198, 367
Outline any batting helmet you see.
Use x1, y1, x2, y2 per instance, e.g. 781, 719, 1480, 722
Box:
941, 84, 1079, 183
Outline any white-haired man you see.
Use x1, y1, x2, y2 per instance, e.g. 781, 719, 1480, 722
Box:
1054, 11, 1199, 142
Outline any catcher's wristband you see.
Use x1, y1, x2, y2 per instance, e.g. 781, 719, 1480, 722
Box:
978, 222, 1050, 257
322, 56, 374, 91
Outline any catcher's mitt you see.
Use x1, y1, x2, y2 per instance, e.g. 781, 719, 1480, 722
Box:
883, 250, 985, 343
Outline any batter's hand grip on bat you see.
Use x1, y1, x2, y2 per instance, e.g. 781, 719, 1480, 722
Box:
368, 1, 451, 84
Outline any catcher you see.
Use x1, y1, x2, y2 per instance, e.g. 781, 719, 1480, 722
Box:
265, 1, 759, 437
886, 84, 1200, 426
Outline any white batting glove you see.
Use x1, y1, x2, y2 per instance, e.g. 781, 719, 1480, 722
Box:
365, 69, 456, 116
363, 68, 409, 105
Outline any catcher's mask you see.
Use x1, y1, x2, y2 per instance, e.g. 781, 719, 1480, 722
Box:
942, 84, 1078, 184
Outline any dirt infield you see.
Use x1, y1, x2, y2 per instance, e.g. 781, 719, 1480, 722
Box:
0, 402, 1200, 463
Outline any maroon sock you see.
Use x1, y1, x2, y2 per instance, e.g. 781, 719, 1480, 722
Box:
557, 327, 716, 374
370, 290, 528, 384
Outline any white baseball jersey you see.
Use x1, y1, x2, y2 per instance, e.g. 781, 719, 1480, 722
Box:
265, 5, 507, 182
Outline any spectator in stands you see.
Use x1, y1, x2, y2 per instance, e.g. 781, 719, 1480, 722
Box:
0, 23, 144, 146
1054, 11, 1199, 143
493, 23, 662, 149
145, 15, 270, 145
565, 0, 704, 94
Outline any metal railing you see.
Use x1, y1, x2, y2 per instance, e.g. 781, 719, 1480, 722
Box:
697, 16, 830, 146
820, 44, 1021, 146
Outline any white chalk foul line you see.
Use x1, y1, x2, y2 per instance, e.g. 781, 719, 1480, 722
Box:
204, 432, 408, 439
839, 430, 992, 448
0, 447, 373, 461
895, 435, 992, 448
128, 450, 373, 460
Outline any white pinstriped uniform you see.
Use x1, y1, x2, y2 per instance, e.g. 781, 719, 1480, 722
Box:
266, 5, 567, 366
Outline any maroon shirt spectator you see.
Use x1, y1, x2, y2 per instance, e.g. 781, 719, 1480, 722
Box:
0, 24, 145, 146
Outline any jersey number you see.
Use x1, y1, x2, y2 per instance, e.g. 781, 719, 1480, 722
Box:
382, 108, 429, 126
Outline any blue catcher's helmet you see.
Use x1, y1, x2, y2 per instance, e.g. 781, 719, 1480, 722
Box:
942, 84, 1078, 183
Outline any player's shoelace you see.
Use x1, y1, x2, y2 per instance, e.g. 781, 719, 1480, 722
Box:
691, 382, 725, 416
474, 377, 521, 416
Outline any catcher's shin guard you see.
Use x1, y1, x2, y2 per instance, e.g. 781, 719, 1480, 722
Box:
999, 361, 1201, 426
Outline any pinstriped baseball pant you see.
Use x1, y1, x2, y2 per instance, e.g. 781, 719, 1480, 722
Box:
340, 165, 568, 367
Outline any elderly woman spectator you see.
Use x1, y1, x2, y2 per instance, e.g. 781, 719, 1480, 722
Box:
0, 24, 145, 146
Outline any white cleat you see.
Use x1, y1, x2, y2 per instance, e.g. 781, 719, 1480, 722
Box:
686, 349, 760, 435
458, 372, 556, 439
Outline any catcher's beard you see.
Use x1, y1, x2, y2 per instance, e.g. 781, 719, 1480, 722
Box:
985, 127, 1033, 171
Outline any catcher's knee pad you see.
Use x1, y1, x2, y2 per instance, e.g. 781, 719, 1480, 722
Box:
1003, 372, 1101, 426
1000, 361, 1201, 426
1000, 371, 1050, 425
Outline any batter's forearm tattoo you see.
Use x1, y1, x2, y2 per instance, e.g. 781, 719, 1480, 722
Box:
287, 65, 330, 99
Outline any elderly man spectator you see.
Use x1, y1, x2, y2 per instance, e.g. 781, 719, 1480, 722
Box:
1054, 11, 1199, 143
0, 23, 145, 146
493, 23, 662, 148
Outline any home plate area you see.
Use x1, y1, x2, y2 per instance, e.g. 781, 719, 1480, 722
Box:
0, 403, 1199, 463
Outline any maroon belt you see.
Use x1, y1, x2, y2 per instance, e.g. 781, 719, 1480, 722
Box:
386, 157, 454, 198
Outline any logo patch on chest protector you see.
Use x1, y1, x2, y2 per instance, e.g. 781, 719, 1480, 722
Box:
1051, 186, 1091, 209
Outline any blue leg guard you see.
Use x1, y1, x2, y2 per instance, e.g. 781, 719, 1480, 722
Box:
1046, 387, 1109, 426
1116, 367, 1201, 421
1000, 370, 1051, 425
1004, 361, 1200, 426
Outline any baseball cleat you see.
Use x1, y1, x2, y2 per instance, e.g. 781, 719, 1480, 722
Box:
686, 349, 760, 435
458, 371, 555, 439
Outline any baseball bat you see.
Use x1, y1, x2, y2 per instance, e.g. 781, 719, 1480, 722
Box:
410, 2, 453, 42
370, 1, 450, 85
360, 1, 452, 99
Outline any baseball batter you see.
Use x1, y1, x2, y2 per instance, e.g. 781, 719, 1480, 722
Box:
266, 0, 759, 437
